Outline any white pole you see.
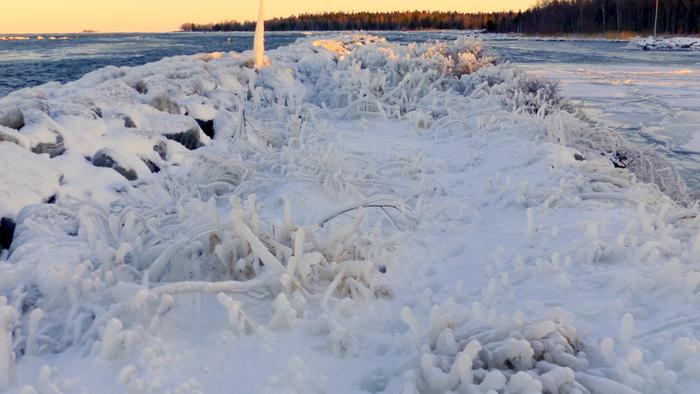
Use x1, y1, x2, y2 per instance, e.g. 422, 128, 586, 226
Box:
653, 0, 659, 38
253, 0, 265, 67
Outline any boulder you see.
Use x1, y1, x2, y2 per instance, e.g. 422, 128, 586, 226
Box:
119, 114, 137, 128
153, 141, 168, 160
0, 107, 25, 130
196, 119, 215, 138
164, 127, 205, 150
141, 158, 161, 174
31, 132, 65, 158
92, 149, 139, 181
0, 218, 15, 250
149, 96, 182, 115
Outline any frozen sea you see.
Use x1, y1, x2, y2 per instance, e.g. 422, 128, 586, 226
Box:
2, 31, 700, 190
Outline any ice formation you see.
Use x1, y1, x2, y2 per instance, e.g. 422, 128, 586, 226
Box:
0, 34, 698, 392
626, 36, 700, 51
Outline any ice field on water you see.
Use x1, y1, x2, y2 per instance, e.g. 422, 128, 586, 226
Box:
1, 32, 700, 393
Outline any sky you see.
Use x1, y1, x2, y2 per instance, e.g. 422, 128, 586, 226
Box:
0, 0, 534, 34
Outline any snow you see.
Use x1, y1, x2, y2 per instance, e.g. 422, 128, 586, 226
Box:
0, 142, 60, 219
627, 37, 700, 51
0, 34, 699, 393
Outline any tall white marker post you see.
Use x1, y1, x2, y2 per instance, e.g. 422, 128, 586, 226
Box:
653, 0, 659, 38
253, 0, 265, 67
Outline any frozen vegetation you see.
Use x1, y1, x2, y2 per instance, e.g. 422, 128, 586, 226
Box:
0, 34, 699, 393
521, 63, 700, 195
627, 36, 700, 51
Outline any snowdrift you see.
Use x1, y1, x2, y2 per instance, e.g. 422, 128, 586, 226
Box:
0, 35, 699, 393
626, 36, 700, 51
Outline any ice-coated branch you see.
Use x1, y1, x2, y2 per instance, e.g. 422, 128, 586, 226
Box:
151, 273, 275, 297
574, 372, 643, 394
233, 210, 285, 273
317, 195, 414, 228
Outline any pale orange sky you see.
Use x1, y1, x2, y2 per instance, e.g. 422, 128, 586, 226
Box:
0, 0, 535, 34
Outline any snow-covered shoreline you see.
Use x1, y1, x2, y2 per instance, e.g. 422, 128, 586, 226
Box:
626, 36, 700, 51
1, 35, 700, 393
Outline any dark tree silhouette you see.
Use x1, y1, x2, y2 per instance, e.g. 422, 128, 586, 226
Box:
181, 3, 699, 35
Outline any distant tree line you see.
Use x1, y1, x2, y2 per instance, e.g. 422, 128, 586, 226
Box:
180, 11, 516, 32
520, 0, 699, 35
181, 2, 699, 35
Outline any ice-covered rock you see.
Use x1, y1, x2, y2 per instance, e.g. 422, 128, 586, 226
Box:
163, 126, 206, 150
91, 148, 141, 181
626, 36, 700, 51
0, 106, 25, 130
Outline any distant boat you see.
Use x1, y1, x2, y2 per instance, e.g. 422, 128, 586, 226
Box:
82, 30, 98, 33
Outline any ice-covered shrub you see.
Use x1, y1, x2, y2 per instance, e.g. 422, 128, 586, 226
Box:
541, 110, 689, 204
0, 177, 395, 360
293, 35, 688, 204
462, 61, 689, 204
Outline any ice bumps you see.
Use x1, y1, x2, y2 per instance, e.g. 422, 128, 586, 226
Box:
397, 301, 679, 393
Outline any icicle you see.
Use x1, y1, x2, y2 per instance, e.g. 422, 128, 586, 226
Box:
280, 195, 294, 242
117, 365, 137, 386
26, 309, 44, 357
101, 318, 124, 360
253, 0, 265, 68
0, 306, 16, 391
601, 337, 617, 363
148, 295, 173, 333
620, 313, 635, 346
269, 293, 297, 330
525, 208, 535, 241
35, 366, 63, 394
217, 293, 253, 335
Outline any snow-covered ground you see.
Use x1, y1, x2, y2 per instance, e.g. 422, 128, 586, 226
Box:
627, 37, 700, 51
1, 35, 700, 393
